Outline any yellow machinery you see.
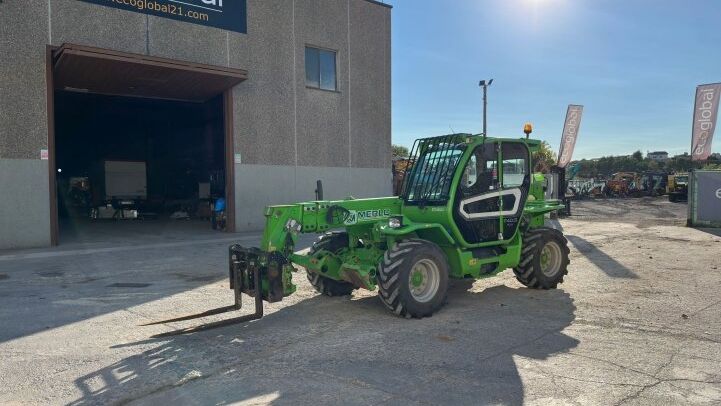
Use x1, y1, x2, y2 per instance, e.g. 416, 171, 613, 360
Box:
667, 173, 689, 202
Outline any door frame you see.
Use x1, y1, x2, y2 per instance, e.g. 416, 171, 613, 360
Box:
46, 44, 241, 245
46, 46, 59, 246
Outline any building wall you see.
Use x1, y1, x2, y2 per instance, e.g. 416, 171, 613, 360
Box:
0, 2, 52, 249
0, 0, 391, 249
232, 0, 392, 229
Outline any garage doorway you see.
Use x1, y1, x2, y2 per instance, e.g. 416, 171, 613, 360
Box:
47, 44, 246, 245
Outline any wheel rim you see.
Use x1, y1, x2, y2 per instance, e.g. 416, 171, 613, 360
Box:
540, 241, 563, 277
408, 259, 440, 303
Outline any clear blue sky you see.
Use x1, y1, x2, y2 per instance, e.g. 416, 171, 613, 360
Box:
387, 0, 721, 159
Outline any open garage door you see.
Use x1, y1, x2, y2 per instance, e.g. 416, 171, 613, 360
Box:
47, 44, 247, 245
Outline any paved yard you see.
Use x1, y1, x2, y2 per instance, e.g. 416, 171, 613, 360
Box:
1, 198, 720, 405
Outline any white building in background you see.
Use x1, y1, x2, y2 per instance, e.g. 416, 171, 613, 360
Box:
647, 151, 669, 161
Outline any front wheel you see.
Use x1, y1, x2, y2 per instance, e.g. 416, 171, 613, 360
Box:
514, 228, 570, 289
377, 239, 449, 318
306, 232, 356, 297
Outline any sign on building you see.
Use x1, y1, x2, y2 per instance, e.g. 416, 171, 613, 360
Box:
557, 104, 583, 168
688, 170, 721, 227
691, 83, 721, 161
77, 0, 247, 34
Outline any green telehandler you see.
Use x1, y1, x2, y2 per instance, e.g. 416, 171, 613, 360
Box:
148, 129, 570, 337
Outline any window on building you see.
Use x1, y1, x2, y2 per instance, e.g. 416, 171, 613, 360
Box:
305, 46, 337, 91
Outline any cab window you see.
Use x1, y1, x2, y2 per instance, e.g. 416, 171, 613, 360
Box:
501, 143, 528, 188
460, 143, 498, 194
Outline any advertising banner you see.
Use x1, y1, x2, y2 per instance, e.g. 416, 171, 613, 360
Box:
77, 0, 247, 33
557, 105, 583, 168
691, 83, 721, 161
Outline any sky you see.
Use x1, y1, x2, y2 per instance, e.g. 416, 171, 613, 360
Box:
387, 0, 721, 159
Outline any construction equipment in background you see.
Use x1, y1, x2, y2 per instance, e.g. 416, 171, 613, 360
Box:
563, 162, 587, 199
568, 179, 605, 199
392, 157, 414, 196
567, 162, 581, 181
147, 129, 571, 337
632, 171, 668, 197
667, 173, 689, 202
605, 172, 639, 197
547, 162, 582, 216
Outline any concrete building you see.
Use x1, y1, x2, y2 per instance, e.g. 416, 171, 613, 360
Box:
0, 0, 392, 249
647, 151, 669, 161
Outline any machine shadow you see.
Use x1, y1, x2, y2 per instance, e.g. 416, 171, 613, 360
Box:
696, 228, 721, 238
69, 279, 578, 405
566, 234, 639, 279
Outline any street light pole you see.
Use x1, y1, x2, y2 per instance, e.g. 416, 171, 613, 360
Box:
479, 79, 493, 139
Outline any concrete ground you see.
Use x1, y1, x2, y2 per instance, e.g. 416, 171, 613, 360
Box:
1, 197, 720, 405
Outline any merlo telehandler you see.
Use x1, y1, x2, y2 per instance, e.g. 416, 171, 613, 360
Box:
148, 130, 570, 337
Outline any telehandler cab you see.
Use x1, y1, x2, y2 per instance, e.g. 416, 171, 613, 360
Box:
148, 130, 570, 337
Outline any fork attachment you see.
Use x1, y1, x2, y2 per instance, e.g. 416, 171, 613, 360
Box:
145, 245, 292, 338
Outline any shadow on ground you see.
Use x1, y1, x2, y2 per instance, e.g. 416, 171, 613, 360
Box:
696, 228, 721, 238
566, 235, 638, 279
0, 233, 317, 344
69, 281, 578, 405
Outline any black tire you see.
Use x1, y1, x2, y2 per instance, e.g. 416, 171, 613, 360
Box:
306, 232, 356, 297
377, 239, 449, 318
669, 194, 677, 203
513, 228, 570, 289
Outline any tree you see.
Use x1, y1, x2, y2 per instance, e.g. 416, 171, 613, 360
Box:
665, 154, 697, 173
392, 144, 409, 158
632, 150, 643, 161
532, 141, 557, 173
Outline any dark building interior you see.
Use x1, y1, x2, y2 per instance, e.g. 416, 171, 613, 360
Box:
54, 91, 226, 232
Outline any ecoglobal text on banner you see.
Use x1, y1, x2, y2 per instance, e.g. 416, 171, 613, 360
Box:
691, 83, 721, 161
76, 0, 247, 33
557, 104, 584, 168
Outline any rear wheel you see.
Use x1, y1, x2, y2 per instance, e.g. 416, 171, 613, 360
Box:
514, 228, 570, 289
306, 232, 356, 297
377, 239, 449, 318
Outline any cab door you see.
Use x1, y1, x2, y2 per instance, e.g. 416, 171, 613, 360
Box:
497, 142, 531, 240
453, 142, 530, 244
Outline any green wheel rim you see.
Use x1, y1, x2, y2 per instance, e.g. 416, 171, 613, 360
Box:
409, 259, 440, 303
540, 241, 563, 277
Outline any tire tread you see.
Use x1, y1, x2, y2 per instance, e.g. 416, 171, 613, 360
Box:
513, 228, 570, 289
377, 239, 448, 318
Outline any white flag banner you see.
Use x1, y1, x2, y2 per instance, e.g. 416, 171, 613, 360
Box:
691, 83, 721, 161
557, 105, 583, 168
